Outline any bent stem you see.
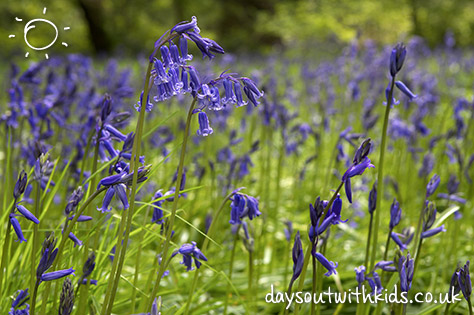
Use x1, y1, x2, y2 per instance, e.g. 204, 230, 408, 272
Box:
30, 281, 40, 315
102, 60, 154, 315
370, 76, 395, 271
147, 98, 197, 310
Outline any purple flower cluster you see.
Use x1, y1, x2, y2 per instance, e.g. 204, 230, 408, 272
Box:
229, 193, 261, 225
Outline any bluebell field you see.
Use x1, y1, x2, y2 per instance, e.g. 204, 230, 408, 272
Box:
1, 17, 474, 315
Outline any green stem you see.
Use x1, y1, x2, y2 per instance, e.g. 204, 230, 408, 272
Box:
282, 240, 291, 292
283, 279, 295, 315
364, 213, 373, 268
413, 238, 423, 277
311, 253, 317, 315
147, 98, 197, 310
0, 199, 16, 297
102, 63, 153, 314
383, 228, 393, 262
370, 76, 395, 271
445, 299, 450, 314
101, 202, 127, 311
412, 196, 426, 255
248, 250, 254, 313
223, 229, 240, 315
30, 281, 40, 314
30, 182, 41, 315
468, 298, 473, 315
131, 207, 150, 313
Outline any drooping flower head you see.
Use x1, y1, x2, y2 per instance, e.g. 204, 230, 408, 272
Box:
171, 241, 208, 271
229, 193, 261, 225
314, 252, 338, 277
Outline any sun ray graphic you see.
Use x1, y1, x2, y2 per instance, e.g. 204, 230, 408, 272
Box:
8, 7, 70, 59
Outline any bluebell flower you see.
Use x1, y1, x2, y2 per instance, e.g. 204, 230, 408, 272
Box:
390, 43, 407, 77
355, 265, 366, 288
291, 231, 304, 282
13, 170, 27, 199
366, 271, 383, 295
389, 198, 401, 229
97, 186, 115, 213
391, 227, 414, 251
67, 215, 92, 222
59, 278, 74, 315
79, 252, 97, 287
229, 193, 261, 224
421, 201, 446, 239
368, 182, 377, 215
398, 253, 414, 292
9, 288, 29, 315
41, 268, 75, 282
425, 174, 440, 198
229, 194, 245, 225
328, 195, 347, 225
196, 111, 213, 136
34, 155, 56, 190
68, 232, 83, 247
171, 16, 199, 34
284, 220, 293, 242
421, 225, 446, 239
457, 261, 472, 301
64, 187, 84, 216
342, 156, 375, 203
447, 174, 460, 195
114, 184, 129, 209
314, 252, 338, 277
152, 190, 165, 224
171, 241, 208, 271
437, 193, 466, 205
375, 261, 397, 272
10, 215, 27, 243
16, 204, 40, 224
243, 195, 261, 220
395, 81, 417, 101
419, 153, 435, 178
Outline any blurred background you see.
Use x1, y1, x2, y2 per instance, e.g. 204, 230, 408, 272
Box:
1, 0, 474, 60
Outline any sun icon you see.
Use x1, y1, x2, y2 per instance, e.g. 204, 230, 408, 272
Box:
8, 7, 70, 59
